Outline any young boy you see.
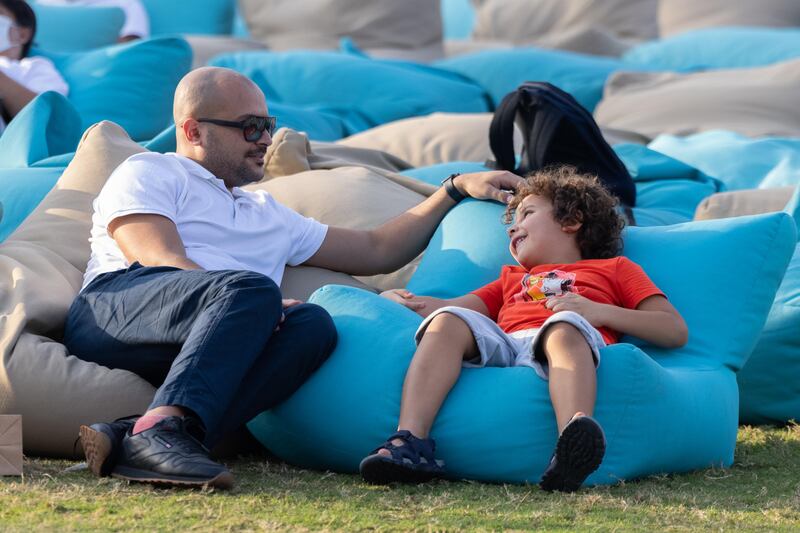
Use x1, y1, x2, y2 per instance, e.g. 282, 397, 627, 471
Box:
359, 166, 688, 492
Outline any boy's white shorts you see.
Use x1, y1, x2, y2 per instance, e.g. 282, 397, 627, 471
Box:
414, 306, 606, 380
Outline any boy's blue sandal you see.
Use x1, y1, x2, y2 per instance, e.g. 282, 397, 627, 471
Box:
539, 415, 606, 493
359, 430, 445, 484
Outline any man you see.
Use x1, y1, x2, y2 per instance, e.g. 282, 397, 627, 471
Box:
67, 66, 522, 489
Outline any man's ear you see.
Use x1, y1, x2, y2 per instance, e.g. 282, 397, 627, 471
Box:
181, 118, 203, 145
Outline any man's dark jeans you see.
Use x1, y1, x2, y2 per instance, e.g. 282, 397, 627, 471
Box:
63, 263, 337, 446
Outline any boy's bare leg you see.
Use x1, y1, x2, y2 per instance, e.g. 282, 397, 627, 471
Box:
377, 312, 478, 456
540, 322, 596, 433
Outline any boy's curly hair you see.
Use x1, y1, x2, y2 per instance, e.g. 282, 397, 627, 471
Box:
503, 166, 625, 260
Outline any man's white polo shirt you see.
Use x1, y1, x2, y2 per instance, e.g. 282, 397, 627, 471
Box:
82, 152, 328, 289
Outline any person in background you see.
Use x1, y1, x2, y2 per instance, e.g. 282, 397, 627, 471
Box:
0, 0, 68, 135
36, 0, 149, 41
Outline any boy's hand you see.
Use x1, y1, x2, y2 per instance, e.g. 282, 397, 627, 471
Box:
380, 289, 426, 312
545, 293, 607, 327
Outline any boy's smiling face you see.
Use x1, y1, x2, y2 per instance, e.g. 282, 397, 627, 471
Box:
507, 194, 582, 270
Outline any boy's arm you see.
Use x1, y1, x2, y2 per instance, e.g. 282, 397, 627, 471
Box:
546, 293, 688, 348
381, 289, 490, 318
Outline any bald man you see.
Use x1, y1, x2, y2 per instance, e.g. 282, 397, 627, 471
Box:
65, 67, 522, 489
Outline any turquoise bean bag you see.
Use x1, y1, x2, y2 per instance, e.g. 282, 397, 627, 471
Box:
738, 190, 800, 425
0, 167, 64, 242
249, 204, 795, 484
623, 27, 800, 72
434, 49, 628, 111
615, 143, 720, 225
0, 92, 82, 169
649, 131, 800, 191
30, 3, 124, 52
209, 51, 490, 131
141, 0, 235, 35
441, 0, 475, 40
39, 37, 192, 142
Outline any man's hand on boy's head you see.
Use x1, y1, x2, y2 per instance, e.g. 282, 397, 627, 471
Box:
455, 171, 524, 204
545, 292, 608, 328
380, 289, 426, 312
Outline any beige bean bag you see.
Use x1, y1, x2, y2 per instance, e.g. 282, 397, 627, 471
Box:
0, 122, 156, 458
183, 35, 268, 70
445, 27, 633, 59
264, 128, 413, 181
337, 113, 525, 168
472, 0, 658, 46
238, 0, 444, 62
0, 122, 432, 457
694, 187, 795, 221
594, 59, 800, 141
659, 0, 800, 38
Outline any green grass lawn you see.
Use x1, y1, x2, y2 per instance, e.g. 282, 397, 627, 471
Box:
3, 425, 800, 531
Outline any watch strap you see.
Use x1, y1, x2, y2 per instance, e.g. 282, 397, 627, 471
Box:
442, 173, 466, 203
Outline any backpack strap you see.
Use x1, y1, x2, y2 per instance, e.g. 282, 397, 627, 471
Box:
489, 89, 522, 172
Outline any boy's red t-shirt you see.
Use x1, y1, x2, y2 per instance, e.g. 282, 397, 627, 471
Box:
471, 256, 665, 344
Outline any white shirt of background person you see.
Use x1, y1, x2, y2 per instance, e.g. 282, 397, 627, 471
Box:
0, 15, 68, 134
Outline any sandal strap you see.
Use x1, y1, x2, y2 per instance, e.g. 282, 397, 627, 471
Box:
371, 430, 438, 466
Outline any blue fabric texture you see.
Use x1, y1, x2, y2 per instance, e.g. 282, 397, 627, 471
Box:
31, 3, 124, 52
739, 241, 800, 425
434, 48, 628, 112
247, 211, 795, 484
739, 187, 800, 424
0, 167, 63, 242
623, 27, 800, 72
0, 92, 82, 169
649, 131, 800, 191
41, 37, 192, 142
210, 51, 490, 132
441, 0, 475, 40
141, 0, 235, 35
615, 143, 721, 224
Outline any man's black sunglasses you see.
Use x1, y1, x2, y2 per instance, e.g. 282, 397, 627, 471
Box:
197, 115, 277, 142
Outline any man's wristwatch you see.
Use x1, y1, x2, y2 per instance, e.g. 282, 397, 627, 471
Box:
441, 173, 467, 203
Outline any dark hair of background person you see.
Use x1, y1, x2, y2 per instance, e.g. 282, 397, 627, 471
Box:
0, 0, 36, 58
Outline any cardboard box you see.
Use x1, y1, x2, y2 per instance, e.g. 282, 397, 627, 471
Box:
0, 415, 23, 476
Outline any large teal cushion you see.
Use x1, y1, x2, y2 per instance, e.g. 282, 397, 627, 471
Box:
739, 242, 800, 425
615, 143, 720, 225
0, 167, 63, 242
209, 51, 490, 131
31, 3, 124, 52
434, 49, 628, 111
623, 27, 800, 72
649, 131, 800, 191
141, 0, 234, 35
0, 92, 82, 168
738, 190, 800, 424
249, 211, 795, 484
41, 37, 192, 142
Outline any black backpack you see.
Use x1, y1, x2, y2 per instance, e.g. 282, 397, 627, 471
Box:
489, 81, 636, 207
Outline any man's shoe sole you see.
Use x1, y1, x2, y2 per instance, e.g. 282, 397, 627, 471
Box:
112, 465, 235, 489
79, 425, 114, 477
539, 417, 605, 493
